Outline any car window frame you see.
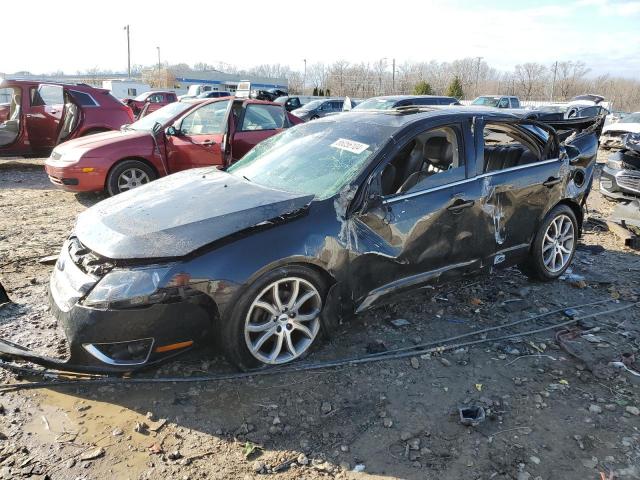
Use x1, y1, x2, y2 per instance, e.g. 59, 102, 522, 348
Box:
474, 117, 559, 176
237, 103, 286, 132
177, 100, 231, 136
372, 121, 469, 200
30, 84, 64, 107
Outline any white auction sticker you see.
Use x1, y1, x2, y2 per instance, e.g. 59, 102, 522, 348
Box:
330, 138, 369, 154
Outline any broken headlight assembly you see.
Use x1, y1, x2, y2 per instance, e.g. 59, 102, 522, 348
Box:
82, 265, 188, 309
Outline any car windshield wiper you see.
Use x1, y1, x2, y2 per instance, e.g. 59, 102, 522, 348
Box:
242, 175, 252, 182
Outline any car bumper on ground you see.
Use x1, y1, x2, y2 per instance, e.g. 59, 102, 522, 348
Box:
0, 241, 216, 373
600, 165, 640, 200
44, 160, 107, 193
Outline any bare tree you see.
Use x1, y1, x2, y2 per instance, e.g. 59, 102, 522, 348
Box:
514, 63, 548, 100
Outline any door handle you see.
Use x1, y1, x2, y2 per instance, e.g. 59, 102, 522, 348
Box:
50, 110, 58, 114
448, 199, 474, 213
543, 177, 562, 188
200, 139, 216, 146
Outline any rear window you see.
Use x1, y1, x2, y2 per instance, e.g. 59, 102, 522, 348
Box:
69, 90, 98, 106
31, 84, 64, 106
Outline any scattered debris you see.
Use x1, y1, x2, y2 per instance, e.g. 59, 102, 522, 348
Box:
243, 441, 263, 459
390, 318, 411, 327
459, 406, 486, 426
80, 447, 105, 461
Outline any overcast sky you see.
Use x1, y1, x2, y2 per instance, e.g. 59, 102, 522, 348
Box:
3, 0, 639, 78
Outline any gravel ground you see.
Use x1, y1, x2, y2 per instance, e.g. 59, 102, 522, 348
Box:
0, 154, 639, 480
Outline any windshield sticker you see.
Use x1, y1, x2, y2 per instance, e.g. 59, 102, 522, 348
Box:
330, 138, 369, 154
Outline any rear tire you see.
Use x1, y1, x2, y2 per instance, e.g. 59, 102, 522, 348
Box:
106, 160, 156, 196
519, 204, 578, 281
221, 265, 329, 371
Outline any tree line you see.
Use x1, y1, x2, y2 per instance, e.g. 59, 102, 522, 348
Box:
72, 57, 640, 111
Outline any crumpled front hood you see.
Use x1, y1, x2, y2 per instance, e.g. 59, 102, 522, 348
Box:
75, 169, 314, 260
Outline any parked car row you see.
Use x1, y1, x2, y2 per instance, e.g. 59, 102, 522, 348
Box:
0, 103, 605, 373
45, 97, 302, 195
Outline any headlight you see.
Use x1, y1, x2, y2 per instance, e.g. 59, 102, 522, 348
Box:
83, 265, 175, 309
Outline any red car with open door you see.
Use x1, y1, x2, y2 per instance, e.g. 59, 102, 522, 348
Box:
0, 79, 134, 157
44, 97, 303, 195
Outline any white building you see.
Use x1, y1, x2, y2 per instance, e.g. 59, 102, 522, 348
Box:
102, 80, 151, 99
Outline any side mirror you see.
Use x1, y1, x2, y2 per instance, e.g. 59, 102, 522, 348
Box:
165, 125, 178, 136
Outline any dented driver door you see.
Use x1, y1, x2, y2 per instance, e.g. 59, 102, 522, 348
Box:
352, 120, 491, 312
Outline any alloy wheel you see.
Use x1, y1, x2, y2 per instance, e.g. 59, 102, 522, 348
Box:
542, 214, 575, 273
117, 168, 150, 192
244, 277, 322, 365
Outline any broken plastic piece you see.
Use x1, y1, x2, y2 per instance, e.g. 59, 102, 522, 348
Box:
0, 282, 10, 305
459, 406, 486, 426
563, 308, 579, 318
390, 318, 410, 327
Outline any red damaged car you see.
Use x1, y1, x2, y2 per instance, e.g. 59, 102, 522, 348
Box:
0, 79, 134, 157
45, 97, 302, 195
123, 90, 177, 119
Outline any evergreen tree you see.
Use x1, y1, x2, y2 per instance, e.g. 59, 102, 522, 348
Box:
413, 80, 433, 95
446, 76, 464, 99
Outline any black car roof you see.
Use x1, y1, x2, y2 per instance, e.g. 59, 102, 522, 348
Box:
313, 106, 521, 130
370, 95, 457, 101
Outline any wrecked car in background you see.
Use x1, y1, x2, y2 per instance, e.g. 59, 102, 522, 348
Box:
471, 95, 521, 108
123, 90, 177, 119
601, 112, 640, 150
0, 79, 135, 157
601, 132, 640, 199
44, 97, 302, 196
0, 106, 603, 373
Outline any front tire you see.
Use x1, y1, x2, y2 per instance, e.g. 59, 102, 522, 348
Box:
221, 265, 329, 371
106, 159, 156, 196
520, 204, 578, 281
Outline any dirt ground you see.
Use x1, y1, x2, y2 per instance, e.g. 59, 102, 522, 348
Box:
0, 154, 639, 480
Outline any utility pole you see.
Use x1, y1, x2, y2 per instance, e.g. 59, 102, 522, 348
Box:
124, 25, 131, 78
474, 56, 483, 98
550, 60, 558, 102
303, 59, 307, 95
392, 58, 395, 94
156, 46, 161, 72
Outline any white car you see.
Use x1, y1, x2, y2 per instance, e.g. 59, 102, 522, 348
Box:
601, 112, 640, 150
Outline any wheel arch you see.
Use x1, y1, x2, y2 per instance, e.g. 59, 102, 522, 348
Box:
553, 198, 584, 233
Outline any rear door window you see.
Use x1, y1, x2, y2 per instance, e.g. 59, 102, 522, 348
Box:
510, 98, 520, 108
241, 104, 285, 131
31, 84, 64, 106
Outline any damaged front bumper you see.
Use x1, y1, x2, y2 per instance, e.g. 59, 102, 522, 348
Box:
600, 165, 640, 200
0, 240, 216, 373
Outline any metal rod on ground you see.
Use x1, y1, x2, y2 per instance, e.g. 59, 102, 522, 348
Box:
0, 301, 635, 392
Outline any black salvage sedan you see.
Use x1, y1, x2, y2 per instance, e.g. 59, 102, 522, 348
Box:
0, 107, 602, 373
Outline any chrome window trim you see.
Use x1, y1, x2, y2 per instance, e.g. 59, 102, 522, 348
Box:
383, 157, 561, 205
